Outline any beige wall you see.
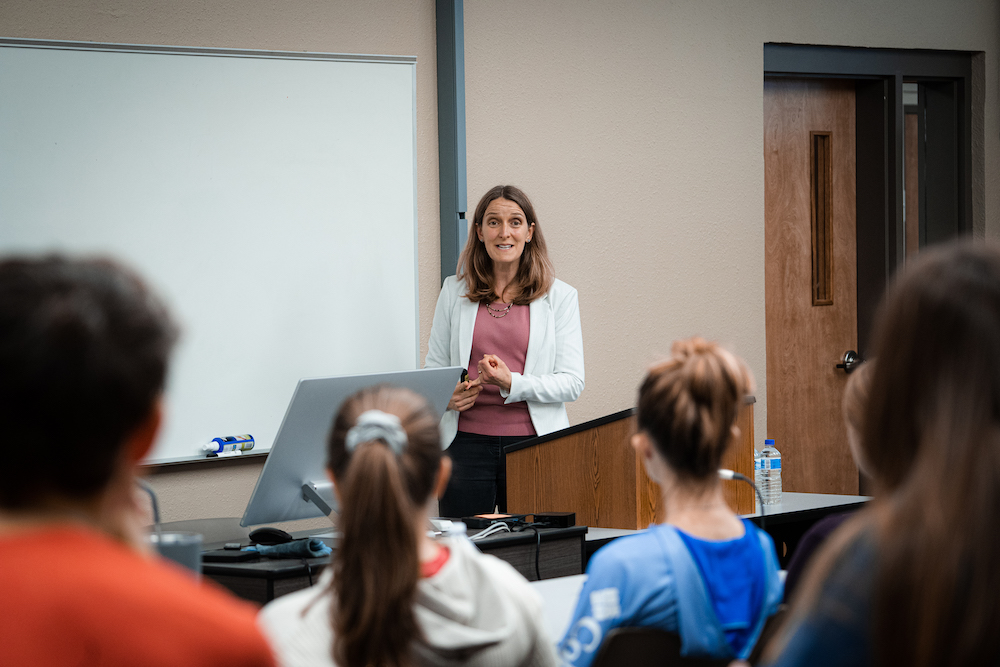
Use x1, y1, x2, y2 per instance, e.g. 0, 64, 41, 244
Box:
463, 0, 1000, 445
4, 0, 998, 522
147, 458, 332, 533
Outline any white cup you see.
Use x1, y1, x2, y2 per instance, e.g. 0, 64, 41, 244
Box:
150, 531, 203, 576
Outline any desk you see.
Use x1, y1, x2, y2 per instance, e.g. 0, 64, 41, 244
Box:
204, 555, 328, 604
473, 525, 587, 581
742, 491, 870, 523
203, 493, 866, 604
531, 574, 587, 641
203, 525, 588, 605
745, 492, 869, 567
583, 492, 870, 568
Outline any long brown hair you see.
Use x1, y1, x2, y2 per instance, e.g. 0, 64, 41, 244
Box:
457, 185, 554, 305
327, 385, 442, 667
773, 242, 1000, 665
864, 241, 1000, 666
636, 337, 752, 482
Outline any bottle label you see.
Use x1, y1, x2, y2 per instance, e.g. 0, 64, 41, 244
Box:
763, 458, 781, 470
210, 434, 255, 453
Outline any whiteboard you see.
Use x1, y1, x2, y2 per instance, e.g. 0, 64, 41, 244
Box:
0, 39, 419, 463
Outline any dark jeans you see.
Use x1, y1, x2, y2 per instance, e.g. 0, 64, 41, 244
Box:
438, 431, 532, 519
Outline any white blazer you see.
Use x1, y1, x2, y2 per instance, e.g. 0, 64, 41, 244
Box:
425, 276, 585, 448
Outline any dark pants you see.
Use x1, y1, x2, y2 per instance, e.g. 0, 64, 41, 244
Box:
438, 431, 532, 519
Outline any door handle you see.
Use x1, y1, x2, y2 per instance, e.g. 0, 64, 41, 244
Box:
836, 350, 860, 374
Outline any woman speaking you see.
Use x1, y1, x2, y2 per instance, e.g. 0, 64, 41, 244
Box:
425, 185, 584, 518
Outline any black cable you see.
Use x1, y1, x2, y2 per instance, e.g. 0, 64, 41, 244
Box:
535, 529, 541, 581
515, 522, 543, 581
730, 471, 766, 531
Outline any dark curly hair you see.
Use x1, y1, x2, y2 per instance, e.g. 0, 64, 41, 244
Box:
0, 255, 177, 509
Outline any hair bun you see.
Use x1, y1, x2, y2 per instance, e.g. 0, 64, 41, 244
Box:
637, 337, 752, 480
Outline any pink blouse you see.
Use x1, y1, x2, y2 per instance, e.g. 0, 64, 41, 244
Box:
458, 302, 536, 437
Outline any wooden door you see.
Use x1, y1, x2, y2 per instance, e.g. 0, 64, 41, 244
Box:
764, 78, 859, 495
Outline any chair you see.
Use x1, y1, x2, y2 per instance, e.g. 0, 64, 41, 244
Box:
591, 628, 730, 667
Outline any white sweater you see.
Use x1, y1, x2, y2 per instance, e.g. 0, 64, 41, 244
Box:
257, 536, 557, 667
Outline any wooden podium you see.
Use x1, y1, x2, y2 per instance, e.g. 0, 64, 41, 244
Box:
505, 398, 756, 529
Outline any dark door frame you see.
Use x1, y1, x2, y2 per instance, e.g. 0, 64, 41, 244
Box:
764, 43, 976, 359
765, 44, 978, 495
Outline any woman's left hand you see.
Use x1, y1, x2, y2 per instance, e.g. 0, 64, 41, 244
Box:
477, 354, 512, 393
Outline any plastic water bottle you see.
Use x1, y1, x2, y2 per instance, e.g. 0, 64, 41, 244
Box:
761, 438, 782, 505
753, 448, 763, 508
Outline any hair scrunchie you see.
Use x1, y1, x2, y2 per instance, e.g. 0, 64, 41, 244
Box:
345, 409, 407, 455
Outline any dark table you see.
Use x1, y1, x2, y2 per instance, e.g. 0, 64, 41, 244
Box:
583, 492, 870, 569
204, 524, 588, 605
742, 492, 869, 567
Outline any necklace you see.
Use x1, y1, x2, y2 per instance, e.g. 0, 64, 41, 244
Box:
486, 301, 513, 318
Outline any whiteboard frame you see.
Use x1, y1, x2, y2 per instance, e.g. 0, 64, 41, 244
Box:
0, 38, 416, 66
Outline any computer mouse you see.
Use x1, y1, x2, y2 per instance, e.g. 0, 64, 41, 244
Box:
248, 526, 294, 545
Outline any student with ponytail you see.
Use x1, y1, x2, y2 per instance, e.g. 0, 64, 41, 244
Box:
258, 385, 556, 667
558, 338, 783, 666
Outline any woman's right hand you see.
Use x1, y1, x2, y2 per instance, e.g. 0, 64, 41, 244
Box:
448, 378, 482, 412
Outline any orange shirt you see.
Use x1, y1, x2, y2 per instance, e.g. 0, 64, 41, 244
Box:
0, 525, 275, 667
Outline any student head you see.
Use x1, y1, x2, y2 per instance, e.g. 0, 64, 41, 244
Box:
326, 385, 450, 667
634, 337, 753, 486
458, 185, 554, 304
863, 240, 1000, 665
0, 256, 176, 511
845, 353, 936, 494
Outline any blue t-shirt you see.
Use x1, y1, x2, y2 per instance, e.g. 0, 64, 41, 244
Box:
558, 520, 781, 667
677, 523, 765, 655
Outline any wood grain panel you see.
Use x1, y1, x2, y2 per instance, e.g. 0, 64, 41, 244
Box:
729, 404, 757, 511
507, 404, 756, 529
637, 434, 660, 527
506, 444, 539, 514
764, 78, 859, 495
507, 416, 638, 528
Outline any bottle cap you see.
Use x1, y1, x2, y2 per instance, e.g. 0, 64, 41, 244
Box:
764, 439, 775, 445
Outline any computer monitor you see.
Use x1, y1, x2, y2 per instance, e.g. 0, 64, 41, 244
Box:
241, 366, 463, 527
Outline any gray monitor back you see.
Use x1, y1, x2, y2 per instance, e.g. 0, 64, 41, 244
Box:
241, 366, 462, 526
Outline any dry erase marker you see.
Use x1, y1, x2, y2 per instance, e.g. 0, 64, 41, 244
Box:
203, 434, 255, 456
